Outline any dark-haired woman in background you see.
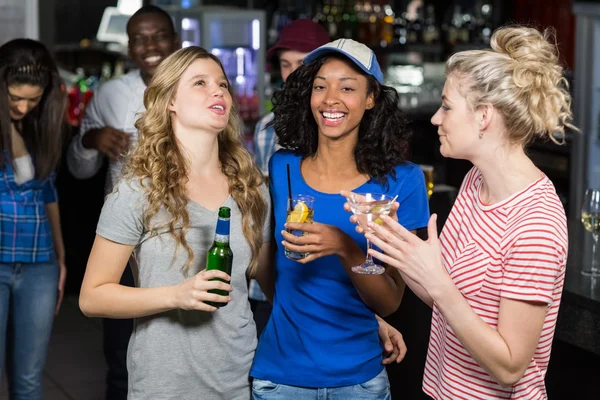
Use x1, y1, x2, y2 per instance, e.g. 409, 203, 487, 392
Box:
250, 39, 430, 399
0, 38, 67, 399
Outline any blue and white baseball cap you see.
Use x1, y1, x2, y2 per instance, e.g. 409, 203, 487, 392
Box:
303, 38, 384, 84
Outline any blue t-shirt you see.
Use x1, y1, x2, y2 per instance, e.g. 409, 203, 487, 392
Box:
250, 151, 430, 387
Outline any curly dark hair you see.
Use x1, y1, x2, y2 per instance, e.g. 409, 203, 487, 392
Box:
270, 53, 411, 184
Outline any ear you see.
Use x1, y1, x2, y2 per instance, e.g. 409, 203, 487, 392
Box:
173, 35, 182, 50
477, 104, 494, 131
168, 98, 176, 113
366, 93, 375, 110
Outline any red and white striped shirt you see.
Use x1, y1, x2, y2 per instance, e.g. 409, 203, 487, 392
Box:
423, 167, 568, 400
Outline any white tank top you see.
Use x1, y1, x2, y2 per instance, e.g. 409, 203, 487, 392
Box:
13, 154, 35, 185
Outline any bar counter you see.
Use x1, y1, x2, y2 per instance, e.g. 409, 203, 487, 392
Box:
556, 257, 600, 356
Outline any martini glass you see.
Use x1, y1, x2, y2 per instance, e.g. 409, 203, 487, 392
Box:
347, 193, 396, 275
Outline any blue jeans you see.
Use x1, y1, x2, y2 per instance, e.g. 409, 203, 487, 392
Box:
252, 369, 391, 400
0, 261, 59, 400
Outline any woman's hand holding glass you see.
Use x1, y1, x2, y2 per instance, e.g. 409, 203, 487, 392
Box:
342, 192, 398, 274
341, 190, 400, 234
364, 214, 448, 294
282, 222, 354, 264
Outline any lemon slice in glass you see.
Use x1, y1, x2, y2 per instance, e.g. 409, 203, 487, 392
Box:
287, 200, 309, 223
372, 205, 385, 225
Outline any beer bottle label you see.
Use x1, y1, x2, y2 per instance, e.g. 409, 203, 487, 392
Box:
215, 216, 230, 243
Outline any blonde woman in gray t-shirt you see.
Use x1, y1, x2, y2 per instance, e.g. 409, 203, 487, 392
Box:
79, 46, 273, 400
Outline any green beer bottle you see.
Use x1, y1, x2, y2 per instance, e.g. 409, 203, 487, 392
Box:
205, 206, 233, 308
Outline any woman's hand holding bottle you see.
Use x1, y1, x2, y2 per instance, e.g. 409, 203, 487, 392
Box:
173, 269, 232, 312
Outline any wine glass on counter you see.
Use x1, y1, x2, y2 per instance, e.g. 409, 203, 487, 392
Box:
581, 188, 600, 277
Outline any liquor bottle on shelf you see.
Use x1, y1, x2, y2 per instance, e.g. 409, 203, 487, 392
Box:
67, 68, 94, 127
445, 5, 468, 45
393, 11, 409, 46
370, 0, 382, 45
268, 10, 282, 46
321, 0, 331, 35
406, 4, 423, 45
314, 1, 327, 28
422, 4, 440, 45
279, 0, 297, 36
462, 8, 475, 44
268, 0, 297, 47
341, 0, 359, 39
367, 1, 379, 46
99, 62, 112, 84
380, 0, 395, 46
328, 0, 341, 40
477, 1, 494, 45
297, 0, 313, 18
357, 1, 373, 45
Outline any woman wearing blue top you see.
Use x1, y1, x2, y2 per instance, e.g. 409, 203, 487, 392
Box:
250, 39, 430, 399
0, 39, 67, 399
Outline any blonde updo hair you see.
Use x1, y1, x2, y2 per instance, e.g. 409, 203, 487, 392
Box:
445, 25, 576, 145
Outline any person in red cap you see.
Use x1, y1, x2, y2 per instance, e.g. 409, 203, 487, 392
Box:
249, 19, 330, 336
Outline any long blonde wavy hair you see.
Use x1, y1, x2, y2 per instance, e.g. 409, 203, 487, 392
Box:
123, 46, 267, 276
445, 26, 576, 146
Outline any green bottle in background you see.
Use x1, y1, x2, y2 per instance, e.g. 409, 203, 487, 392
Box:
205, 206, 233, 308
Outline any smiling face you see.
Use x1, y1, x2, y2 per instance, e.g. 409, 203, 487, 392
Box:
8, 84, 44, 120
127, 12, 179, 80
309, 57, 374, 142
430, 74, 481, 160
168, 57, 233, 134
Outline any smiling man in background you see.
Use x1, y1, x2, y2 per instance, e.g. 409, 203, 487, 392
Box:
66, 5, 180, 400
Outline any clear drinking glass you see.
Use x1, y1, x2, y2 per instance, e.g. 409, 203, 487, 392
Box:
284, 194, 315, 260
581, 189, 600, 277
347, 193, 396, 275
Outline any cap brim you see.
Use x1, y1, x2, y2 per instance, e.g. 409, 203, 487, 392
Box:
303, 47, 383, 84
266, 44, 286, 62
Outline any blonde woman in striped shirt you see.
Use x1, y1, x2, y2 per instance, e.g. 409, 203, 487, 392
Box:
362, 26, 575, 399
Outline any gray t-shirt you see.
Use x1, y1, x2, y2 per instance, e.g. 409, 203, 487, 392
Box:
96, 179, 272, 400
